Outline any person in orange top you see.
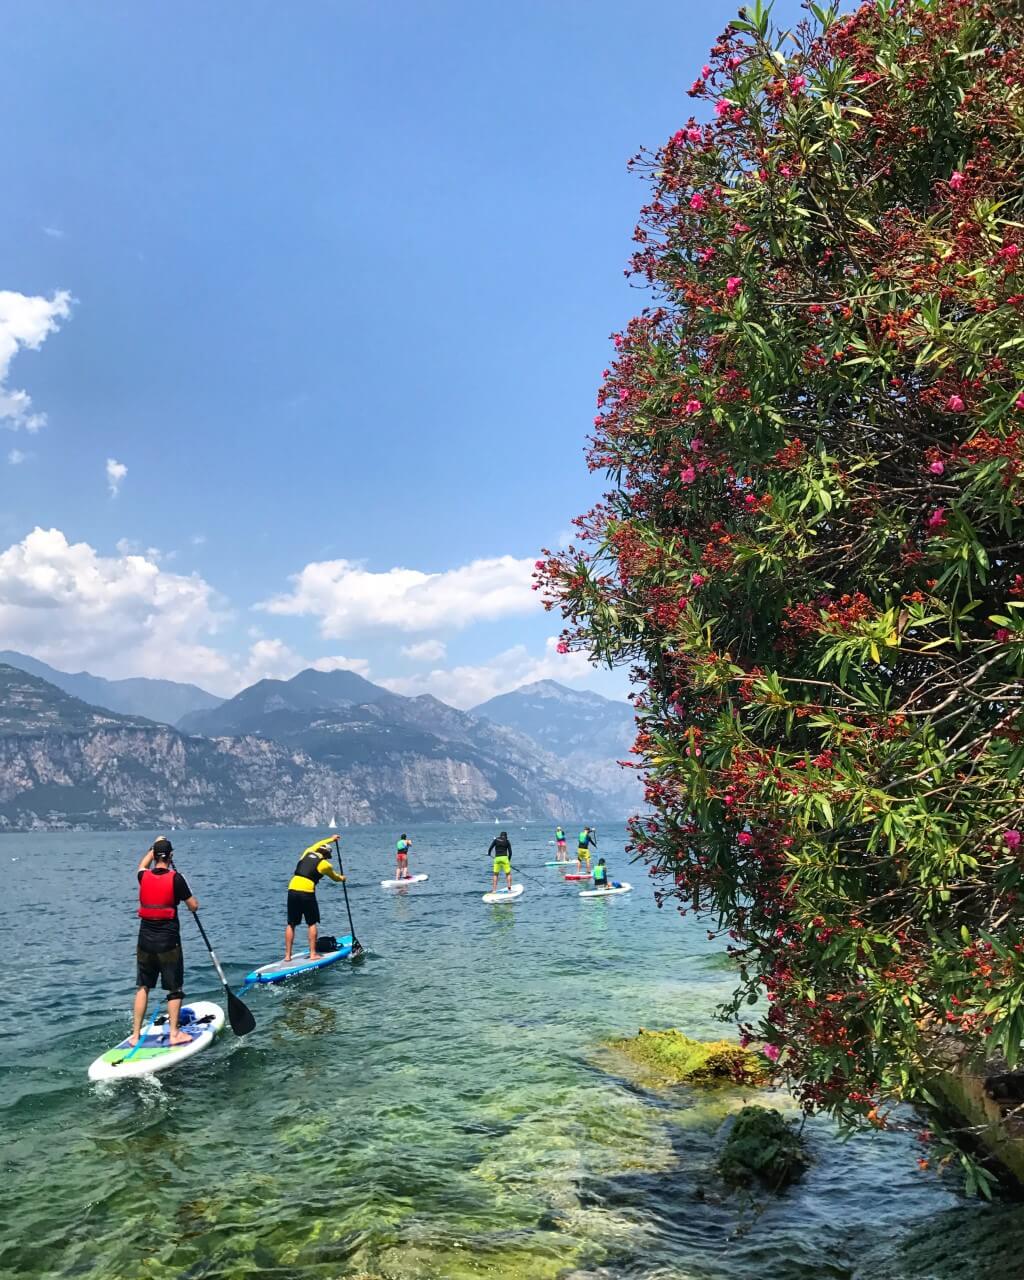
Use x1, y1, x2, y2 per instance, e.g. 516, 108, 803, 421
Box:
132, 837, 198, 1047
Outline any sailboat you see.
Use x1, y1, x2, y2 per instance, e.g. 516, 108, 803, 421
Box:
328, 815, 337, 829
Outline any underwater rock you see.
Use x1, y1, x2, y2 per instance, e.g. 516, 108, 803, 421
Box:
608, 1027, 768, 1086
717, 1105, 807, 1189
856, 1204, 1024, 1279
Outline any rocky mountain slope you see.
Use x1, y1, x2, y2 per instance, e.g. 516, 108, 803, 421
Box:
0, 665, 617, 830
0, 650, 222, 725
472, 680, 640, 810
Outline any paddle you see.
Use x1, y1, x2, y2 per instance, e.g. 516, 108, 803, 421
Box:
192, 910, 256, 1036
335, 851, 365, 959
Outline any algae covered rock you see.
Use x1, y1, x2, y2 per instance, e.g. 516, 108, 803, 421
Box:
718, 1105, 807, 1189
608, 1028, 768, 1086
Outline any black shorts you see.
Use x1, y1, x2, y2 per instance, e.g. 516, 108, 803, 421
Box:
287, 889, 320, 927
136, 943, 184, 994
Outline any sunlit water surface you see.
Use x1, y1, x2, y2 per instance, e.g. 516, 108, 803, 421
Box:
0, 823, 1014, 1278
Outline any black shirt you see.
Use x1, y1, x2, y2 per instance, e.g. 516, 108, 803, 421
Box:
137, 867, 192, 950
488, 836, 512, 858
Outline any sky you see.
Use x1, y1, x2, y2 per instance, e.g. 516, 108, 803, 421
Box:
0, 0, 803, 708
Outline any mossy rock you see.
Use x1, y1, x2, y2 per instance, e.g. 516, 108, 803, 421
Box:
608, 1027, 768, 1086
718, 1105, 807, 1189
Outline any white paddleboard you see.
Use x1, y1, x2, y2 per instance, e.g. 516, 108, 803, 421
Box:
381, 873, 429, 888
579, 882, 633, 898
88, 1000, 224, 1082
483, 884, 524, 904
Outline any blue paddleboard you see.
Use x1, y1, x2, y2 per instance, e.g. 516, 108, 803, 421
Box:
244, 934, 355, 985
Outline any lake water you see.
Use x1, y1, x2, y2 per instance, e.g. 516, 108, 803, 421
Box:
0, 822, 1014, 1279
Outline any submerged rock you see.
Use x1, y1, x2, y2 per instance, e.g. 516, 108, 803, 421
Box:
607, 1027, 768, 1086
717, 1105, 808, 1189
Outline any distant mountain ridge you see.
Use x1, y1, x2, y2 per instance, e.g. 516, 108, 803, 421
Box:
472, 679, 640, 811
0, 650, 222, 726
0, 664, 623, 830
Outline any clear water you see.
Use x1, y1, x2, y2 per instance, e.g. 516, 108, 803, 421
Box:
0, 823, 1006, 1278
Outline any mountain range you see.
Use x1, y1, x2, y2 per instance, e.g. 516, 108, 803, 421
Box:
0, 650, 222, 725
0, 656, 638, 831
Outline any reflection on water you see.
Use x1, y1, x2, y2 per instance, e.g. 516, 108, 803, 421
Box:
0, 821, 1018, 1279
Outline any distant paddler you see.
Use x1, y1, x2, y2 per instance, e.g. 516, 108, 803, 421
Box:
576, 825, 596, 873
132, 837, 199, 1047
488, 829, 514, 894
394, 833, 413, 881
285, 834, 346, 963
555, 825, 568, 862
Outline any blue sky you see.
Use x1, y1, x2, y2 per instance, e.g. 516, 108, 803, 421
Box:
0, 1, 802, 706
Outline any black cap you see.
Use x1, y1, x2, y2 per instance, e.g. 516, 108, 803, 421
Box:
152, 837, 173, 859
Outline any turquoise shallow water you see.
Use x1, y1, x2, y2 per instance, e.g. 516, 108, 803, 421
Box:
0, 822, 1008, 1278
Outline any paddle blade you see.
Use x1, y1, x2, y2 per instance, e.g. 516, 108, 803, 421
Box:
226, 989, 256, 1036
350, 939, 366, 961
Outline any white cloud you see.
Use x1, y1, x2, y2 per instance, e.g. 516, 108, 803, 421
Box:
0, 289, 72, 432
260, 554, 537, 637
106, 458, 127, 497
0, 526, 234, 690
8, 448, 26, 465
381, 637, 596, 709
239, 638, 371, 686
401, 638, 447, 663
190, 534, 207, 546
42, 226, 65, 240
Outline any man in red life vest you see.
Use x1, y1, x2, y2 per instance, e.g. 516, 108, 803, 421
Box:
132, 836, 198, 1047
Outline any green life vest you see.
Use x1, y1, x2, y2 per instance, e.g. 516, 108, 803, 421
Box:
594, 864, 609, 885
396, 840, 409, 854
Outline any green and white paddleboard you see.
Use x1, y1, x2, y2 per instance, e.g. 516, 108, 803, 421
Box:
88, 1000, 224, 1082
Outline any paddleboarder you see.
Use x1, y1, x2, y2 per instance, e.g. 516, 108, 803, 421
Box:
577, 826, 597, 873
488, 830, 514, 894
395, 833, 412, 881
593, 857, 613, 891
285, 834, 346, 963
555, 825, 568, 862
132, 837, 199, 1048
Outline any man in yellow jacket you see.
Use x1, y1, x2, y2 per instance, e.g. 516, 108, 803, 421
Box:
285, 834, 346, 962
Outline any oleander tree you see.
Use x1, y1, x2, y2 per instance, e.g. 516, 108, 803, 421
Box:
537, 0, 1024, 1185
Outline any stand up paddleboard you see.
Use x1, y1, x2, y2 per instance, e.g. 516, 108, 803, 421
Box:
580, 882, 633, 898
88, 1000, 224, 1082
545, 860, 572, 867
564, 873, 593, 881
483, 884, 524, 904
381, 873, 429, 888
244, 934, 355, 985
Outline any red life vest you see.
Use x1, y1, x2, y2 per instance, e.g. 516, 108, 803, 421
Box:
138, 868, 177, 920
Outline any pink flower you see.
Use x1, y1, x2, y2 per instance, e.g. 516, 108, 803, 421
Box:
946, 394, 965, 412
534, 560, 545, 570
702, 64, 711, 78
999, 244, 1021, 261
726, 276, 742, 297
1017, 392, 1024, 411
680, 466, 696, 485
715, 99, 731, 117
685, 397, 702, 416
690, 437, 704, 452
689, 192, 707, 212
737, 831, 753, 846
555, 641, 569, 655
949, 170, 964, 190
790, 74, 807, 93
926, 507, 948, 532
738, 1032, 751, 1048
929, 460, 945, 476
995, 628, 1012, 643
691, 572, 706, 587
1005, 829, 1022, 851
687, 126, 702, 143
677, 596, 690, 609
698, 246, 716, 264
763, 1043, 781, 1063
